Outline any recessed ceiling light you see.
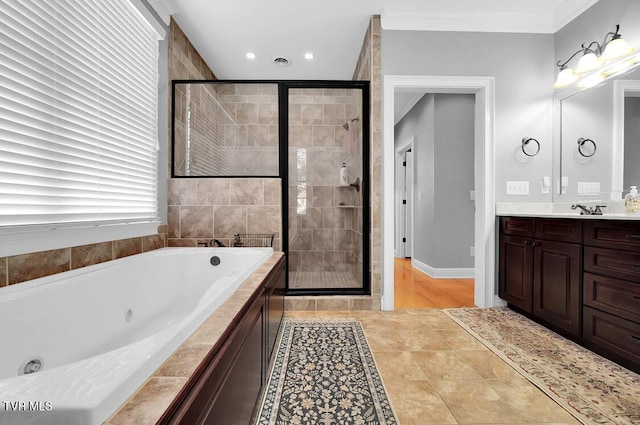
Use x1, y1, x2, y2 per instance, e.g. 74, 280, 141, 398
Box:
246, 52, 256, 60
304, 52, 314, 60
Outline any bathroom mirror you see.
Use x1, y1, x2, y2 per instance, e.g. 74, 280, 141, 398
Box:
556, 67, 640, 201
172, 82, 280, 177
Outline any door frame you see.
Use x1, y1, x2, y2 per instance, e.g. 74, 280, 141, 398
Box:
395, 136, 414, 258
382, 75, 497, 310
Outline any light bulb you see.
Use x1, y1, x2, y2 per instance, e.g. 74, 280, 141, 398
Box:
246, 52, 256, 60
601, 37, 635, 61
575, 52, 601, 74
553, 68, 580, 89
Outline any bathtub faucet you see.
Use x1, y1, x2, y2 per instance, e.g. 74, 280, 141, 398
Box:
208, 239, 225, 247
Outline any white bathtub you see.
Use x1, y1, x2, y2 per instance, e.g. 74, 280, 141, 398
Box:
0, 247, 273, 425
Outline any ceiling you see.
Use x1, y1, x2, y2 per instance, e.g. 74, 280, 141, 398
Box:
167, 0, 598, 80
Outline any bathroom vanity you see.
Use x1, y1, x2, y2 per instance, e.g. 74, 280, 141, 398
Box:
499, 215, 640, 373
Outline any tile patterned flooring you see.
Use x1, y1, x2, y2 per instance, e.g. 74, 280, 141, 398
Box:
285, 309, 581, 425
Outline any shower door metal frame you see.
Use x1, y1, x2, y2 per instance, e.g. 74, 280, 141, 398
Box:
282, 81, 371, 296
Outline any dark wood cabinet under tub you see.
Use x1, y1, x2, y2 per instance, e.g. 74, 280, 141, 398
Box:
499, 216, 640, 373
159, 256, 285, 425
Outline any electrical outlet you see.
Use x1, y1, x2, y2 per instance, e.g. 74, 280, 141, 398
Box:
506, 181, 529, 195
577, 182, 600, 195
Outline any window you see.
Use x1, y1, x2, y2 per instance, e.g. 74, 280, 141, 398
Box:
0, 0, 165, 256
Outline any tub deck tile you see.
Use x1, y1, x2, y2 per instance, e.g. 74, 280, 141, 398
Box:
106, 377, 187, 425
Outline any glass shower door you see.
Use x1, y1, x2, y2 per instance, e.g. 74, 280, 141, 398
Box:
286, 86, 367, 292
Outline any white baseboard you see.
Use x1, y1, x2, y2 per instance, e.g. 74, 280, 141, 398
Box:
493, 295, 508, 307
411, 258, 475, 279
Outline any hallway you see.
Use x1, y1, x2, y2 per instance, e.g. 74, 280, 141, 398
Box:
394, 258, 475, 309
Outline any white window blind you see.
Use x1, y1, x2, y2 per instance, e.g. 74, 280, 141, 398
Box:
0, 1, 162, 247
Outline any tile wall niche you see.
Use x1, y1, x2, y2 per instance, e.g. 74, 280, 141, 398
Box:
168, 19, 282, 249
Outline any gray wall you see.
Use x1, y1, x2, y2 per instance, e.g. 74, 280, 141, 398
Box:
625, 96, 640, 189
383, 31, 555, 203
395, 94, 474, 269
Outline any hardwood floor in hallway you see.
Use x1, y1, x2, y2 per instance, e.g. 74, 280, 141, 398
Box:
394, 258, 475, 309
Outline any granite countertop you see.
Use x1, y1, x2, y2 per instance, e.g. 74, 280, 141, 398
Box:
496, 202, 640, 220
105, 251, 284, 425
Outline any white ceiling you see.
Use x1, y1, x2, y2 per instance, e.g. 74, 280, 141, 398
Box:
167, 0, 598, 80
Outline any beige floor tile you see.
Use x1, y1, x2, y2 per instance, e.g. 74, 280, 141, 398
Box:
412, 350, 484, 380
432, 379, 526, 424
456, 350, 521, 379
384, 380, 458, 425
372, 350, 429, 382
489, 377, 583, 424
362, 326, 407, 351
284, 310, 317, 317
436, 329, 487, 350
396, 328, 452, 351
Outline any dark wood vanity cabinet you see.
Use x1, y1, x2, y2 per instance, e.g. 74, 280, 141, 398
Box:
161, 256, 285, 425
499, 217, 640, 373
499, 217, 582, 336
582, 221, 640, 371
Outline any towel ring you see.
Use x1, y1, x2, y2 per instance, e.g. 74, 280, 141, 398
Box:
577, 138, 596, 157
521, 137, 540, 157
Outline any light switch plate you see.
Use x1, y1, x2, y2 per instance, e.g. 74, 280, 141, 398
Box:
577, 181, 600, 194
506, 181, 529, 195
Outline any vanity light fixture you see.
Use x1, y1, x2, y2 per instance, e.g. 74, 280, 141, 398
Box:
553, 24, 637, 90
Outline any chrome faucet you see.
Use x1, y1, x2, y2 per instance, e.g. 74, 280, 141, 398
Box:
571, 204, 606, 215
209, 239, 225, 247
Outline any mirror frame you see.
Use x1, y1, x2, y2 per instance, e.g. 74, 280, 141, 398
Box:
613, 79, 640, 199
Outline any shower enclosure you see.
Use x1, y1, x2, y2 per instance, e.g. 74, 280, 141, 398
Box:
171, 81, 369, 295
285, 83, 369, 294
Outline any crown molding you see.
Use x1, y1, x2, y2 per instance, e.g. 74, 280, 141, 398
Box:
381, 9, 556, 33
381, 1, 599, 34
553, 0, 600, 32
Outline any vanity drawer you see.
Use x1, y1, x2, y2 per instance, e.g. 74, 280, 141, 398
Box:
584, 220, 640, 251
584, 246, 640, 283
583, 307, 640, 366
535, 219, 582, 243
583, 272, 640, 323
500, 217, 534, 237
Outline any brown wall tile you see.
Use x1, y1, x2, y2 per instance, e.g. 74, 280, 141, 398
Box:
214, 206, 247, 238
180, 206, 214, 238
247, 206, 280, 237
143, 234, 166, 252
8, 249, 70, 285
114, 238, 143, 259
229, 179, 264, 205
0, 257, 6, 287
71, 242, 113, 270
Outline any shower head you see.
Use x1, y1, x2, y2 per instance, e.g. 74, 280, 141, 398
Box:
342, 117, 360, 131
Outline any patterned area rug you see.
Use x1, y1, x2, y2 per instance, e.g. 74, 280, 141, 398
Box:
256, 318, 398, 425
444, 307, 640, 425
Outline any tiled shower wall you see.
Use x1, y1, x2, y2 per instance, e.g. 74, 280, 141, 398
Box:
287, 88, 361, 282
168, 19, 282, 249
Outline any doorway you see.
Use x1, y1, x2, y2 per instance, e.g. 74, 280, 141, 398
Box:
382, 76, 497, 310
395, 136, 413, 259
